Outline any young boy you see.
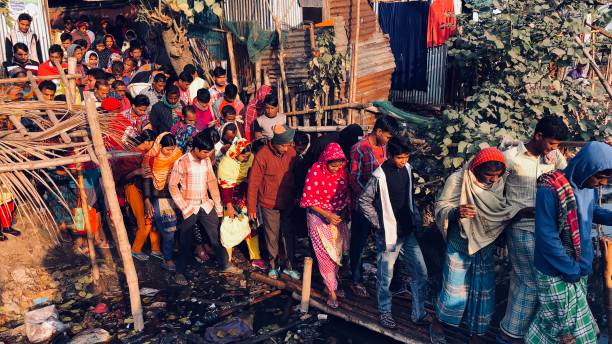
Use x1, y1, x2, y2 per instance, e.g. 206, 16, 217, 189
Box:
358, 136, 428, 329
193, 88, 213, 131
171, 105, 198, 152
212, 83, 244, 124
253, 94, 287, 141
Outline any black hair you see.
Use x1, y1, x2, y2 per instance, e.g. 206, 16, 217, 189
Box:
386, 136, 410, 157
60, 33, 72, 42
252, 138, 266, 154
166, 85, 180, 96
196, 88, 210, 103
18, 13, 32, 22
87, 68, 106, 80
111, 79, 125, 89
178, 70, 194, 83
153, 73, 167, 83
160, 133, 176, 148
183, 64, 196, 75
62, 15, 73, 23
212, 66, 226, 78
224, 83, 238, 99
534, 115, 570, 141
192, 132, 215, 151
182, 105, 196, 117
373, 115, 399, 135
293, 130, 309, 146
131, 94, 150, 107
48, 44, 63, 56
157, 65, 174, 75
73, 39, 88, 48
135, 129, 156, 144
54, 94, 66, 101
39, 80, 57, 92
475, 161, 506, 175
125, 57, 137, 66
12, 43, 28, 53
95, 79, 109, 89
111, 61, 124, 74
263, 94, 278, 107
201, 127, 221, 144
221, 105, 236, 118
129, 44, 142, 52
221, 123, 238, 143
78, 15, 90, 23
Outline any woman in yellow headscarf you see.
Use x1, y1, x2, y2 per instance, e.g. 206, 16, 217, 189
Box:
142, 132, 182, 271
218, 137, 266, 270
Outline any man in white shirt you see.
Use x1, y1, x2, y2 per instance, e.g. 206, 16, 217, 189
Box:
498, 115, 570, 343
184, 64, 207, 102
209, 66, 227, 103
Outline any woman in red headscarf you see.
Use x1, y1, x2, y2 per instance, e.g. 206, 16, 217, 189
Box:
431, 147, 525, 343
300, 142, 351, 309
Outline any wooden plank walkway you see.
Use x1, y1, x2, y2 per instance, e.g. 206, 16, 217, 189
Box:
250, 272, 499, 343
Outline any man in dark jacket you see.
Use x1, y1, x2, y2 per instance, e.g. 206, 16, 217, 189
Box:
149, 85, 182, 134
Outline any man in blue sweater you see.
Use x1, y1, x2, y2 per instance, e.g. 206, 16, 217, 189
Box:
527, 142, 612, 344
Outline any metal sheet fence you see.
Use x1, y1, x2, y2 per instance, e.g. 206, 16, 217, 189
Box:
223, 0, 303, 31
391, 45, 448, 105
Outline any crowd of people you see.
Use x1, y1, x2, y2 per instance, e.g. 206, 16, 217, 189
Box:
0, 13, 611, 344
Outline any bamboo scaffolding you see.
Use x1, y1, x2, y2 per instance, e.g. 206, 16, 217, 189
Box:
26, 71, 72, 144
76, 167, 101, 289
0, 74, 81, 84
0, 154, 92, 173
577, 37, 612, 100
284, 102, 367, 116
84, 97, 144, 331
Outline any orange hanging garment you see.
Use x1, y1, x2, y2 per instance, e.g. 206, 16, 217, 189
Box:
427, 0, 457, 48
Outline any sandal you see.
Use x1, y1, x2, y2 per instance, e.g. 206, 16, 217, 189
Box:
132, 251, 150, 261
175, 273, 188, 286
0, 233, 7, 241
3, 228, 20, 236
326, 298, 339, 309
380, 312, 396, 329
350, 283, 368, 298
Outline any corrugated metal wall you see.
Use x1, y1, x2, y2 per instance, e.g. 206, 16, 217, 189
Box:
372, 0, 450, 105
0, 0, 51, 69
223, 0, 303, 31
392, 45, 448, 105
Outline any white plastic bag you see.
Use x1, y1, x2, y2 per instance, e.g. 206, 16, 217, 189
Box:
220, 215, 250, 248
25, 305, 68, 343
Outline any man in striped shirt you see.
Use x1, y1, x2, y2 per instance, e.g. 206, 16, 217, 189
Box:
349, 116, 399, 297
498, 115, 569, 343
169, 133, 242, 285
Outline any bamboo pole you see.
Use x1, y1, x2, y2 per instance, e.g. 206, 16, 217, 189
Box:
300, 257, 313, 313
226, 31, 239, 89
84, 97, 144, 331
274, 17, 292, 112
76, 166, 101, 289
277, 79, 285, 113
7, 116, 29, 138
255, 60, 262, 89
348, 0, 362, 125
53, 61, 73, 109
67, 57, 78, 106
0, 74, 81, 84
309, 23, 316, 54
26, 71, 72, 144
285, 102, 367, 116
577, 37, 612, 100
0, 154, 92, 173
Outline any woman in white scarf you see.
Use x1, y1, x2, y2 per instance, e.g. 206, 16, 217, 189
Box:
430, 147, 523, 344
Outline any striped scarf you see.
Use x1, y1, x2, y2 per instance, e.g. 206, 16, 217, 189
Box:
537, 170, 581, 260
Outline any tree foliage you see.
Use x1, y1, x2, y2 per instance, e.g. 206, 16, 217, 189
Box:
306, 29, 348, 109
411, 0, 611, 221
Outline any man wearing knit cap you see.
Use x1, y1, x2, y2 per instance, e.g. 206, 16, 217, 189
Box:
247, 124, 301, 280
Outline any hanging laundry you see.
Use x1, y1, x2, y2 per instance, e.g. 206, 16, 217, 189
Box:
428, 0, 457, 47
379, 2, 430, 92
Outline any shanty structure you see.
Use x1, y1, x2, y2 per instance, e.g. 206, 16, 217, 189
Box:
0, 71, 144, 331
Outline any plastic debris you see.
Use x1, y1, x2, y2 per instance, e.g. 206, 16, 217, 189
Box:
68, 328, 111, 344
24, 305, 69, 343
139, 288, 159, 296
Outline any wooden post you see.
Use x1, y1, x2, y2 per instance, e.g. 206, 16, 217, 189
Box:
52, 61, 73, 109
348, 0, 362, 125
274, 17, 292, 112
300, 257, 313, 313
226, 31, 239, 89
255, 60, 262, 89
309, 23, 316, 54
277, 79, 285, 113
77, 167, 101, 289
67, 57, 78, 105
84, 97, 144, 331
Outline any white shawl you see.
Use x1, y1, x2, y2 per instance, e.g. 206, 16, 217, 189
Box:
435, 165, 519, 255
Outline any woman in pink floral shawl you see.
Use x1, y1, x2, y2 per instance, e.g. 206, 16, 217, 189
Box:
300, 142, 351, 308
